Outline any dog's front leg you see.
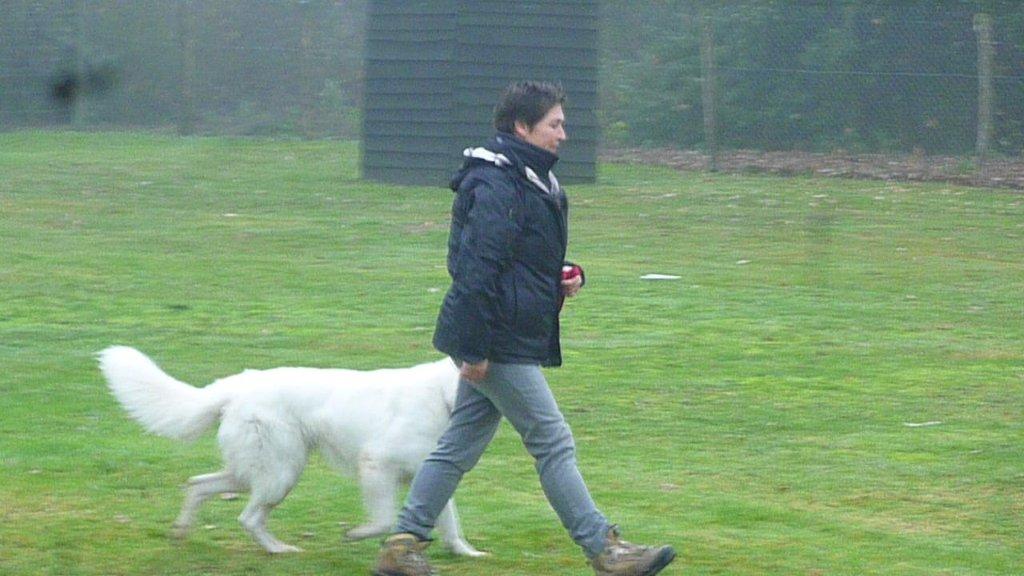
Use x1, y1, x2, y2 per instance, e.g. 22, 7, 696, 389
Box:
436, 499, 486, 557
345, 455, 399, 541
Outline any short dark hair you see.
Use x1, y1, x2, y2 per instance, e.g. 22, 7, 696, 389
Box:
493, 81, 567, 133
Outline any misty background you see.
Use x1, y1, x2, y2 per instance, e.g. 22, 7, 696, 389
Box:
2, 1, 1022, 158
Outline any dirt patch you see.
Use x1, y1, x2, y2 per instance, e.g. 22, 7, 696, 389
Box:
600, 148, 1024, 191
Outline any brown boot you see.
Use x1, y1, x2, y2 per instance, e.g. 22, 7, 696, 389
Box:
589, 525, 676, 576
373, 533, 436, 576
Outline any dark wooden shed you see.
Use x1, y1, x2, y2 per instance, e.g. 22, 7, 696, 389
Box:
361, 0, 599, 186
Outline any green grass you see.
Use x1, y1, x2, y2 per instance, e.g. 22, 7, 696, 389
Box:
1, 131, 1021, 575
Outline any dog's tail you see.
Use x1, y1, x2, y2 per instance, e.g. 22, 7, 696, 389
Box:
99, 346, 225, 442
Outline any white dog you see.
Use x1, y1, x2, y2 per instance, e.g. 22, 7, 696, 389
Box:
98, 346, 482, 556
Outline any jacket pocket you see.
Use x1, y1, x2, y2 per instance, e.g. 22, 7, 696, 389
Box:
512, 276, 549, 338
500, 274, 518, 329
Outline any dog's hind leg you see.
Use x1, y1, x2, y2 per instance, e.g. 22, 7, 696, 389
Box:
172, 471, 244, 539
436, 499, 486, 557
238, 499, 303, 554
344, 454, 400, 541
228, 414, 308, 554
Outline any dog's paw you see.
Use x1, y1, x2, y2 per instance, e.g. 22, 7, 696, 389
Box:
345, 524, 391, 541
447, 542, 489, 558
170, 523, 191, 540
266, 544, 303, 554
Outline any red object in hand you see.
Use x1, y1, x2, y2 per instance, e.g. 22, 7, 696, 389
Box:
559, 264, 583, 312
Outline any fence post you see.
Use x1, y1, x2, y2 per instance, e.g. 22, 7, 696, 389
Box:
71, 0, 87, 128
973, 13, 994, 167
699, 9, 719, 172
299, 1, 316, 139
177, 0, 197, 135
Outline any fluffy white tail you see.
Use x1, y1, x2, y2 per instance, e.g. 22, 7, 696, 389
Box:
99, 346, 224, 441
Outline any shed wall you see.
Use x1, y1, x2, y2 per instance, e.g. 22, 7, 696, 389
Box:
362, 0, 598, 185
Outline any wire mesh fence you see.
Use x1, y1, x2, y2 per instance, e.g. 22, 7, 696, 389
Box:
1, 1, 1022, 164
599, 2, 1024, 159
0, 0, 367, 138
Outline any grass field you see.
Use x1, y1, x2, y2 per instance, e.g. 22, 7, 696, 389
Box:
1, 131, 1021, 575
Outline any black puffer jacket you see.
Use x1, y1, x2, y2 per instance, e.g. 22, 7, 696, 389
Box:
433, 133, 578, 367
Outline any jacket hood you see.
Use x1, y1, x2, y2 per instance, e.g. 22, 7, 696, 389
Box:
449, 133, 559, 193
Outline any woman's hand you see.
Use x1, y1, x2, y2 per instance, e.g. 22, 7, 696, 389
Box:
561, 274, 583, 298
460, 359, 490, 383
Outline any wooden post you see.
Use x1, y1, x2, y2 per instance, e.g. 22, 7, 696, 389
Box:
177, 0, 198, 135
299, 1, 316, 140
699, 9, 718, 172
72, 0, 86, 128
52, 1, 79, 125
973, 13, 994, 167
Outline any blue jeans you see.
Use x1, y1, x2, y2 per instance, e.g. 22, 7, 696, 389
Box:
395, 362, 610, 558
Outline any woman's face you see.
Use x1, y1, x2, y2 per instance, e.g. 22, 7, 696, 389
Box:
515, 104, 566, 154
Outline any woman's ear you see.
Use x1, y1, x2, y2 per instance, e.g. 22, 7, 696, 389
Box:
513, 120, 530, 139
